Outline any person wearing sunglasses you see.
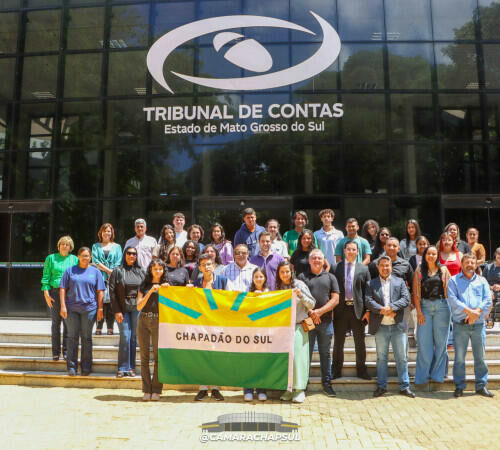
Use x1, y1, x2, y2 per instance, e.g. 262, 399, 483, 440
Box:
109, 246, 146, 378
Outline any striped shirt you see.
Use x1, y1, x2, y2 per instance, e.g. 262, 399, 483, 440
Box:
224, 261, 258, 292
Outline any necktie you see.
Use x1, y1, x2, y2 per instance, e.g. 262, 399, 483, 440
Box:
346, 263, 353, 300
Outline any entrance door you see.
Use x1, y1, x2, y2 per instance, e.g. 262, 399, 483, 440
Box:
443, 195, 500, 262
0, 201, 51, 316
192, 196, 293, 243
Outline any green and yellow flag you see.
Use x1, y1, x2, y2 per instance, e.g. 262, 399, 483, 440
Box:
158, 286, 295, 390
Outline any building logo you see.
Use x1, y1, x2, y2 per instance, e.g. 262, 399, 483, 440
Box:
147, 11, 341, 94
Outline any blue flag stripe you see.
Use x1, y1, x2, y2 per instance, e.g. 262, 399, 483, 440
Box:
159, 296, 202, 319
203, 289, 218, 310
230, 292, 247, 312
248, 299, 292, 321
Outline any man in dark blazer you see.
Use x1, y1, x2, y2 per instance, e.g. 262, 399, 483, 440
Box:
332, 241, 371, 380
365, 255, 415, 398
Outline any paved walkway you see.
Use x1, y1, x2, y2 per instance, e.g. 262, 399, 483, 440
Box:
1, 385, 498, 449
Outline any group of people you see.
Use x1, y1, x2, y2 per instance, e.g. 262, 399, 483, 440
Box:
41, 208, 499, 402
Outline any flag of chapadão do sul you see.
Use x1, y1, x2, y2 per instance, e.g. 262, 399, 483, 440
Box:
158, 286, 296, 390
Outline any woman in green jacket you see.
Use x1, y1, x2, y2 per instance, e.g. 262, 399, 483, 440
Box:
41, 236, 78, 361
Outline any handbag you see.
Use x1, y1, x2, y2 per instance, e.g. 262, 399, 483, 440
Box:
301, 317, 315, 332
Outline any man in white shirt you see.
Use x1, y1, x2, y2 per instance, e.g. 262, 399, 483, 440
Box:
124, 218, 157, 270
224, 244, 258, 292
365, 256, 414, 398
314, 209, 344, 266
172, 212, 188, 248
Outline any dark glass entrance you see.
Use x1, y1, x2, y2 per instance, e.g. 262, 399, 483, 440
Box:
0, 201, 51, 316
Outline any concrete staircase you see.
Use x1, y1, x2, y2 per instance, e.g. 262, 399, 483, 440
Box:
0, 320, 499, 392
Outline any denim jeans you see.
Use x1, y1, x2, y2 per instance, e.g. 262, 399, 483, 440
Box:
308, 320, 333, 385
374, 324, 410, 390
415, 299, 451, 384
453, 321, 488, 390
66, 308, 97, 373
49, 288, 67, 357
117, 309, 139, 372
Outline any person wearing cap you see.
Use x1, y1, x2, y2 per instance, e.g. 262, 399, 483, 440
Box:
124, 218, 157, 270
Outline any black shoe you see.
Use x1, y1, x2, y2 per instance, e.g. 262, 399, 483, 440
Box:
454, 388, 463, 398
81, 371, 91, 376
52, 355, 59, 361
322, 384, 336, 397
195, 390, 208, 401
476, 387, 494, 398
373, 387, 387, 397
331, 373, 342, 380
400, 388, 415, 398
211, 389, 224, 401
358, 372, 372, 380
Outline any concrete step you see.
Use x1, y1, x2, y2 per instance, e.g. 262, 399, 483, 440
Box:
309, 360, 500, 377
1, 369, 498, 392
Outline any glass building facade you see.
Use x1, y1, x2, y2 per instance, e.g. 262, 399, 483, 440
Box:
0, 0, 499, 315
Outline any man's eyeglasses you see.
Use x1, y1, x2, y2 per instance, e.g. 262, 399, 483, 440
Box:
126, 252, 137, 256
234, 252, 248, 256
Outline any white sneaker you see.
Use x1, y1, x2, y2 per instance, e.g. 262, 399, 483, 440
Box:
244, 392, 253, 401
151, 393, 160, 401
142, 393, 151, 401
258, 393, 267, 401
292, 390, 306, 403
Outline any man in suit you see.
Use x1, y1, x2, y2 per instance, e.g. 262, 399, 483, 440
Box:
332, 241, 371, 380
365, 255, 415, 398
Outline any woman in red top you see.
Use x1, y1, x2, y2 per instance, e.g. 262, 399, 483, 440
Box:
438, 232, 463, 276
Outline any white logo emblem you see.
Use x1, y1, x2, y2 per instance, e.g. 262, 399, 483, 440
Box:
147, 11, 341, 93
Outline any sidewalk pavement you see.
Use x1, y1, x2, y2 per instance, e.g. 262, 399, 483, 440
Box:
1, 385, 498, 450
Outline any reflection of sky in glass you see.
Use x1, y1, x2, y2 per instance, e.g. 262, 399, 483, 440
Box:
110, 5, 149, 47
338, 0, 384, 40
384, 0, 432, 40
431, 0, 477, 40
243, 0, 289, 42
154, 2, 196, 40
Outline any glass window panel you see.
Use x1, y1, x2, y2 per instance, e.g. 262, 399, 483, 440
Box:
487, 144, 500, 194
388, 44, 433, 89
479, 1, 500, 39
340, 44, 384, 90
391, 145, 441, 194
391, 94, 435, 141
341, 94, 386, 142
21, 55, 58, 100
0, 1, 21, 9
102, 148, 143, 197
291, 43, 338, 91
338, 0, 384, 41
441, 143, 489, 193
153, 2, 196, 41
16, 103, 56, 150
64, 53, 102, 98
0, 105, 10, 150
309, 145, 341, 194
108, 51, 147, 96
151, 47, 194, 95
53, 200, 98, 250
106, 99, 145, 146
290, 0, 336, 43
486, 94, 500, 140
25, 10, 61, 53
0, 153, 5, 199
435, 43, 478, 89
69, 0, 104, 4
26, 0, 61, 6
243, 0, 289, 42
110, 5, 149, 48
0, 13, 18, 53
483, 44, 500, 88
343, 145, 389, 193
385, 0, 432, 40
439, 94, 482, 141
67, 7, 105, 50
56, 150, 99, 198
432, 0, 477, 40
61, 102, 102, 148
10, 150, 51, 198
0, 58, 16, 101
